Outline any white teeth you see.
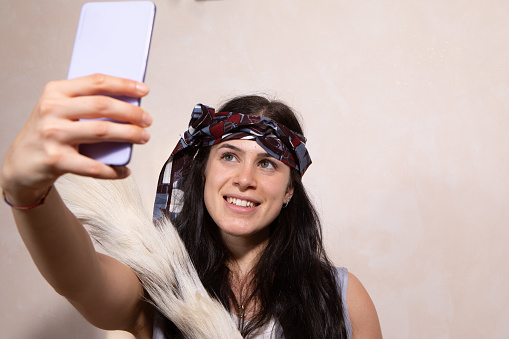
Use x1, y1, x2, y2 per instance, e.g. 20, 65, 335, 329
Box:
227, 197, 255, 208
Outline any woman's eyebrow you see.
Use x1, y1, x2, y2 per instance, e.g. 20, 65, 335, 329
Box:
217, 143, 244, 153
217, 143, 272, 158
258, 151, 273, 158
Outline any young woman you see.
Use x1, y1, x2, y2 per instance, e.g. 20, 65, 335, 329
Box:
1, 74, 382, 338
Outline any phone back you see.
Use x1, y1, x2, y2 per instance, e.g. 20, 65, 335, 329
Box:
68, 1, 155, 165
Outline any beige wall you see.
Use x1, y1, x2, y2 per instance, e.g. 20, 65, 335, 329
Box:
1, 0, 508, 338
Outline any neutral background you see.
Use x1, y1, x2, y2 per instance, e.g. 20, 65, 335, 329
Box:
1, 0, 508, 338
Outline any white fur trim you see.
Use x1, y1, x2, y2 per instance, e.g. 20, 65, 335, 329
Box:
56, 175, 242, 339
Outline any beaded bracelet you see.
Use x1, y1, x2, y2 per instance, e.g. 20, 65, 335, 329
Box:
2, 186, 52, 210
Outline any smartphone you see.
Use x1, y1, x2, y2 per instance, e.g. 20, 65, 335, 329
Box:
67, 1, 156, 166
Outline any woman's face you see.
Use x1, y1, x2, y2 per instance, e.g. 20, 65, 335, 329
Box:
203, 139, 294, 245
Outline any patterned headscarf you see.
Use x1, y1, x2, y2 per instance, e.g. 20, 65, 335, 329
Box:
153, 104, 312, 222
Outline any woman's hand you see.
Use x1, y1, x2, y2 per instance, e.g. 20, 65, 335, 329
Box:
0, 74, 151, 207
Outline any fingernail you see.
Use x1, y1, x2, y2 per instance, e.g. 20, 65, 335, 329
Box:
143, 112, 152, 126
124, 167, 131, 177
116, 166, 131, 177
136, 82, 149, 93
142, 130, 151, 142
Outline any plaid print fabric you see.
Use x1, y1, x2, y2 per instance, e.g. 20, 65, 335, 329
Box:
153, 104, 311, 222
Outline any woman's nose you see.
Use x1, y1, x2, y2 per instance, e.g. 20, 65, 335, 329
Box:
233, 163, 257, 190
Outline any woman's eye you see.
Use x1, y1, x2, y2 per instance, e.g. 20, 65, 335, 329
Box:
259, 159, 275, 169
222, 153, 236, 162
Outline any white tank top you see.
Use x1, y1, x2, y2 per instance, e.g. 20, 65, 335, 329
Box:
152, 267, 352, 338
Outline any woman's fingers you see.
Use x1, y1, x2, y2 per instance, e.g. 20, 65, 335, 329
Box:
46, 74, 149, 99
55, 153, 131, 179
55, 119, 151, 145
37, 75, 152, 127
43, 95, 152, 127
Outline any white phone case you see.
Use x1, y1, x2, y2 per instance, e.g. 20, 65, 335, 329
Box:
68, 1, 155, 165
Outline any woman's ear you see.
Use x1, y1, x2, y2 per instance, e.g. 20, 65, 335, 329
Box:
284, 186, 294, 203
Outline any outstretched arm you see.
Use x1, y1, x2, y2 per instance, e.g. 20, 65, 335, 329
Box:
1, 74, 154, 337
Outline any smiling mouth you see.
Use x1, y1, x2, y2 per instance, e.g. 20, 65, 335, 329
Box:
225, 196, 259, 208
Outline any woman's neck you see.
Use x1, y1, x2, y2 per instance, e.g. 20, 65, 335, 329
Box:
222, 230, 269, 322
221, 228, 270, 274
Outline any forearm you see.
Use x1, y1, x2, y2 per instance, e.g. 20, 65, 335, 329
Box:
8, 185, 149, 333
11, 187, 103, 300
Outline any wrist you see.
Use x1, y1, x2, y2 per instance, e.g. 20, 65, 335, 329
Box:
2, 185, 53, 210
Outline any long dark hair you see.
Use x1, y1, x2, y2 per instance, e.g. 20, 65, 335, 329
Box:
172, 95, 348, 338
